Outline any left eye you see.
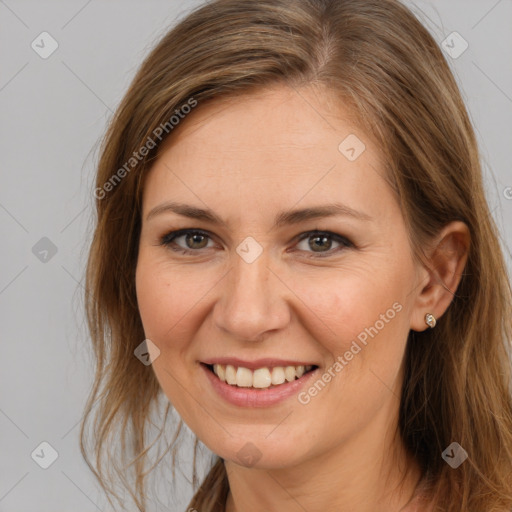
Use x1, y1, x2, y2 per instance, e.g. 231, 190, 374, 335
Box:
294, 230, 352, 256
159, 229, 353, 257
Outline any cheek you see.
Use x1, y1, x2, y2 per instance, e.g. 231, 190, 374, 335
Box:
290, 272, 411, 430
292, 263, 414, 423
299, 264, 410, 358
135, 248, 205, 332
135, 256, 204, 422
136, 267, 174, 341
135, 255, 206, 347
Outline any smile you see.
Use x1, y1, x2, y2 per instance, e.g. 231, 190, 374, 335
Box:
209, 363, 316, 389
200, 361, 319, 407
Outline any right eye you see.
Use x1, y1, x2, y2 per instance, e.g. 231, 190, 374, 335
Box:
159, 229, 216, 254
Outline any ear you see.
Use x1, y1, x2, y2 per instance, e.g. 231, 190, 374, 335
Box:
410, 221, 470, 332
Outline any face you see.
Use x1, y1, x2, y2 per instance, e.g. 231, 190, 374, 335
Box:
135, 84, 425, 469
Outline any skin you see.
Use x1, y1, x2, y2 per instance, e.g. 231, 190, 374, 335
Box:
135, 84, 469, 512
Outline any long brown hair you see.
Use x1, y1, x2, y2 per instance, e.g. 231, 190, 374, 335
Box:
80, 1, 512, 510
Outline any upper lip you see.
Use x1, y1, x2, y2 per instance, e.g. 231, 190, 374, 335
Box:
201, 357, 318, 370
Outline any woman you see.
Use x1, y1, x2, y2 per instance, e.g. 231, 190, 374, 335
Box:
80, 0, 512, 511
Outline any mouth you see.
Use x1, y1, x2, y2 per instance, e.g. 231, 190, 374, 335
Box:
202, 362, 318, 390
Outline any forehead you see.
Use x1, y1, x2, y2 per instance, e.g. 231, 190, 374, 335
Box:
142, 84, 394, 222
158, 84, 374, 162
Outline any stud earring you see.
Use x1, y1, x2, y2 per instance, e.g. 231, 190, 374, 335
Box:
425, 313, 437, 328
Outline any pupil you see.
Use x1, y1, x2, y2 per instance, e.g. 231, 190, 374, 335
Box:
187, 233, 207, 249
311, 235, 330, 252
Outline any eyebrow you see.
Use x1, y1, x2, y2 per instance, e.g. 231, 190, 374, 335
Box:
145, 201, 372, 226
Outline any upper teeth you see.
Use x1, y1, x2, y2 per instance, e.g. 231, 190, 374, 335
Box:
212, 364, 313, 389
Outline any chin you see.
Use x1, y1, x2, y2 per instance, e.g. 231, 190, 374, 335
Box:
204, 433, 311, 470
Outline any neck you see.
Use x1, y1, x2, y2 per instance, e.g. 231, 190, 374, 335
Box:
224, 412, 423, 512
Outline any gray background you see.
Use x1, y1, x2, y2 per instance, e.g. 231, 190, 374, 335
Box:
1, 0, 511, 511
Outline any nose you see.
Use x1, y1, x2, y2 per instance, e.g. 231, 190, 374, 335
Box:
213, 248, 291, 342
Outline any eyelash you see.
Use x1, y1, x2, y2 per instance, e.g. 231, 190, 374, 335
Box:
158, 229, 354, 258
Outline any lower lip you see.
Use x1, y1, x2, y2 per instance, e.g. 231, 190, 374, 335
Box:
200, 363, 319, 408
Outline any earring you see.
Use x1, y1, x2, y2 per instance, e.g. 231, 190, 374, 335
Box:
425, 313, 437, 328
